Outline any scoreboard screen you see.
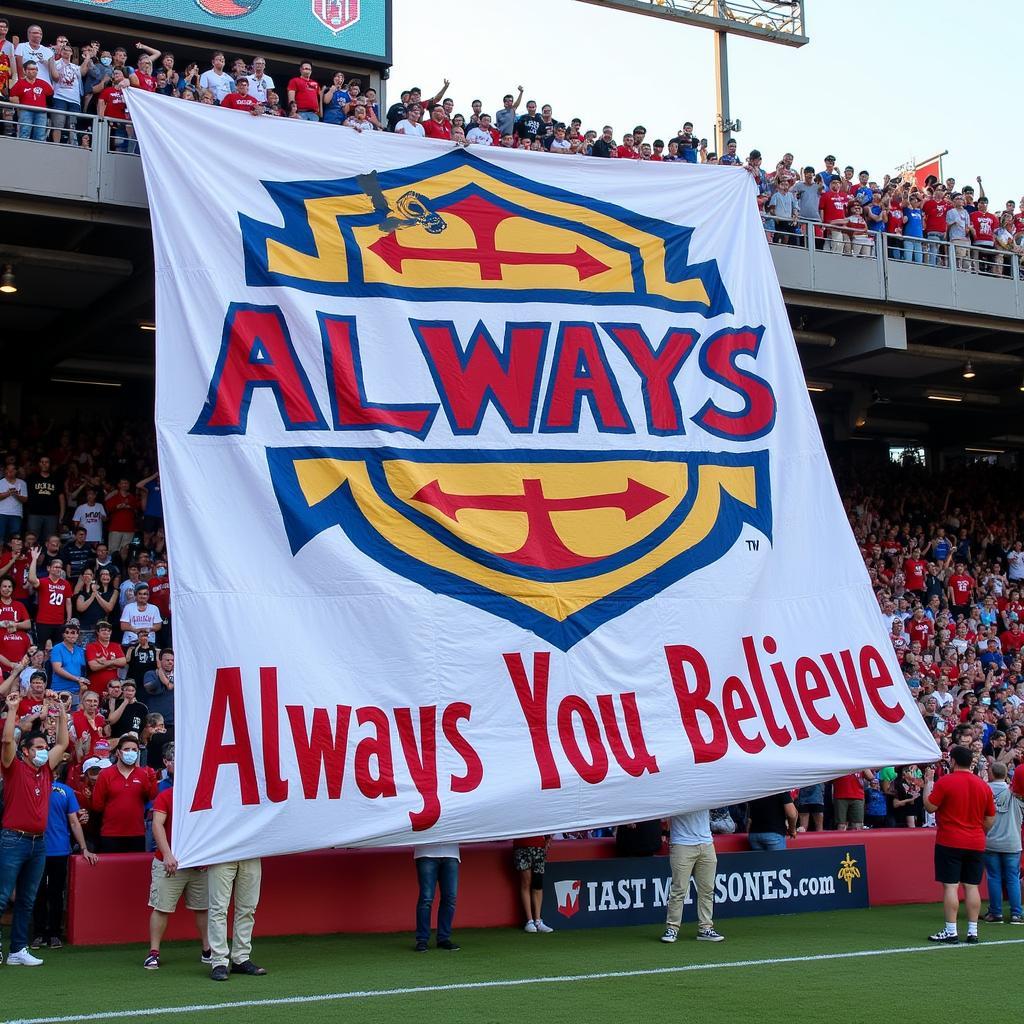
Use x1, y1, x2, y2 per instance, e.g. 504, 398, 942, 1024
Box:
40, 0, 389, 63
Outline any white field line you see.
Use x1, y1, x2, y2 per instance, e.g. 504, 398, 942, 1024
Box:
7, 937, 1024, 1024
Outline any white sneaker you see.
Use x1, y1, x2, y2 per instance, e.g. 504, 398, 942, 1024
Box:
534, 919, 554, 933
7, 948, 44, 966
523, 920, 538, 933
697, 927, 725, 942
660, 927, 678, 943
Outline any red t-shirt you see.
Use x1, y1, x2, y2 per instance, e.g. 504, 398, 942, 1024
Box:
1012, 764, 1024, 799
904, 558, 927, 591
148, 576, 170, 618
71, 709, 106, 752
132, 71, 156, 92
0, 628, 29, 664
99, 86, 129, 121
832, 773, 865, 800
222, 93, 260, 112
907, 618, 934, 647
0, 756, 51, 833
7, 554, 32, 601
948, 574, 974, 604
923, 198, 952, 234
1000, 629, 1024, 653
423, 117, 451, 140
104, 493, 140, 533
10, 78, 53, 108
819, 191, 849, 224
288, 76, 319, 112
616, 145, 640, 160
970, 211, 999, 244
929, 771, 995, 851
85, 639, 125, 694
36, 576, 72, 625
90, 763, 158, 837
0, 600, 28, 625
152, 786, 173, 860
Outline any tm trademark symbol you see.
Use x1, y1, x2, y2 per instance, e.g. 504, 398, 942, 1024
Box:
745, 539, 760, 552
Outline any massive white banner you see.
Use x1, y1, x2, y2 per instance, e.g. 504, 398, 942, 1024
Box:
126, 90, 937, 867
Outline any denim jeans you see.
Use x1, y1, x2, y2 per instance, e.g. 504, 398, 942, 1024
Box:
903, 238, 923, 264
984, 850, 1022, 917
17, 108, 47, 141
298, 111, 319, 122
925, 231, 944, 266
747, 832, 787, 851
0, 829, 47, 954
26, 514, 58, 544
415, 856, 458, 944
0, 514, 23, 544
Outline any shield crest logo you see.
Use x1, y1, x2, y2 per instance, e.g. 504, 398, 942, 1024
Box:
268, 447, 771, 651
312, 0, 360, 33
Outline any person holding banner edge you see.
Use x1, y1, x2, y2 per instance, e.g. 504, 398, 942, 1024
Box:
661, 809, 724, 944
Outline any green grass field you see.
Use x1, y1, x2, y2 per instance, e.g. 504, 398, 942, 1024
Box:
2, 905, 1023, 1024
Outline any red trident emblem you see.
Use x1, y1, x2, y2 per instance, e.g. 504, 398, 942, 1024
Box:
368, 194, 611, 282
411, 476, 668, 570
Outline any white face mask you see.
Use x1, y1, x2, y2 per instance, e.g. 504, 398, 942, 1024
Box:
31, 748, 48, 767
121, 749, 139, 767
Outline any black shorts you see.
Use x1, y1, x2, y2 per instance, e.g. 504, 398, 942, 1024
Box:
934, 843, 984, 886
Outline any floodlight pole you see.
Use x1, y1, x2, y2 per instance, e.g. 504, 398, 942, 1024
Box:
713, 22, 731, 155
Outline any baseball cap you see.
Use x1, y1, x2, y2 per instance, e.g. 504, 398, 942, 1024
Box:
83, 756, 112, 772
96, 620, 112, 630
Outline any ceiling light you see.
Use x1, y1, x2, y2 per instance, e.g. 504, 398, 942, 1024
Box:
0, 265, 16, 294
1019, 377, 1024, 393
927, 393, 963, 403
962, 360, 976, 380
965, 447, 1005, 454
139, 321, 156, 332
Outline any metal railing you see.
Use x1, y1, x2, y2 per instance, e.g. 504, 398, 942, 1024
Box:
761, 213, 1024, 318
0, 99, 146, 208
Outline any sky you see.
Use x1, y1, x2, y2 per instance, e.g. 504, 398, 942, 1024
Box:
390, 0, 1020, 204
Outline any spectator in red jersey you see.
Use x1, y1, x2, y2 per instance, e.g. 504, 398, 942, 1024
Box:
87, 731, 158, 853
922, 184, 952, 267
72, 689, 106, 757
0, 689, 70, 966
144, 770, 212, 971
221, 76, 262, 115
924, 746, 996, 943
96, 67, 132, 152
616, 132, 638, 160
819, 177, 850, 254
9, 59, 52, 142
129, 53, 157, 92
970, 197, 1000, 275
905, 548, 928, 594
85, 620, 126, 698
423, 103, 451, 141
287, 61, 320, 122
27, 549, 72, 651
948, 562, 976, 623
832, 770, 870, 830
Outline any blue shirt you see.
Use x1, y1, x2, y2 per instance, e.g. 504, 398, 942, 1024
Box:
44, 782, 80, 857
144, 479, 162, 518
50, 643, 86, 693
323, 88, 349, 123
932, 537, 952, 561
867, 204, 885, 231
903, 208, 925, 238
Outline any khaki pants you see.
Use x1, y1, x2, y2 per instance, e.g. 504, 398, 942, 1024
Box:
207, 858, 262, 969
665, 842, 717, 930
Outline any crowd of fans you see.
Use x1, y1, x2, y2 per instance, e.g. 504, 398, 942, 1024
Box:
3, 18, 1024, 280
